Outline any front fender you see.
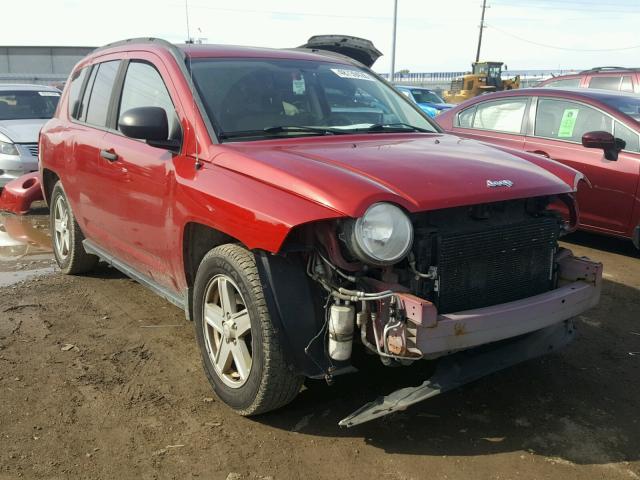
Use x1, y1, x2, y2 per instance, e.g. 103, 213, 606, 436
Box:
174, 158, 344, 253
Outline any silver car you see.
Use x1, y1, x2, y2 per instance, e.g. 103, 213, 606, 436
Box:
0, 84, 60, 188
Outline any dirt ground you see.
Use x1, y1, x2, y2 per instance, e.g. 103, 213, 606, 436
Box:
1, 207, 639, 480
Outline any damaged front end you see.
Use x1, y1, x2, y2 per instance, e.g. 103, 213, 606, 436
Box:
264, 193, 602, 426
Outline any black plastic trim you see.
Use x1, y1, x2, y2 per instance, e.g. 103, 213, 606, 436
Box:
255, 251, 336, 377
82, 239, 186, 311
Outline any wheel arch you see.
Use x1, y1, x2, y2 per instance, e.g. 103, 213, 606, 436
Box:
41, 168, 60, 206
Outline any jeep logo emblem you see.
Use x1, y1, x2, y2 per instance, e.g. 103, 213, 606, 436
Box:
486, 179, 514, 188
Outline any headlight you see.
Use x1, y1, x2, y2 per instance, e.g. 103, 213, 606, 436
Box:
0, 141, 19, 156
345, 202, 413, 265
0, 132, 18, 156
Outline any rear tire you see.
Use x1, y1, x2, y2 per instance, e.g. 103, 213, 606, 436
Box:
50, 181, 98, 275
193, 243, 303, 416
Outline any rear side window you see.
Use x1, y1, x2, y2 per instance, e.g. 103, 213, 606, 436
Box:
542, 78, 581, 88
620, 76, 633, 93
84, 61, 120, 127
588, 76, 623, 91
534, 98, 612, 143
615, 121, 639, 153
68, 67, 88, 119
470, 98, 528, 134
118, 61, 179, 139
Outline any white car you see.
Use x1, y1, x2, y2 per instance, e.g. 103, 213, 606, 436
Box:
0, 84, 60, 188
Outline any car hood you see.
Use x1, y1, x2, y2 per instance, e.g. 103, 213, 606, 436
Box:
213, 133, 580, 217
0, 119, 47, 143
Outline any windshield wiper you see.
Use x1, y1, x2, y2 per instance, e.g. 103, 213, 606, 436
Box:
364, 123, 433, 133
263, 125, 349, 135
219, 125, 348, 140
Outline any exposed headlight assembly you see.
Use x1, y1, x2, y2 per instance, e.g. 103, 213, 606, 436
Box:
0, 132, 18, 156
344, 202, 413, 265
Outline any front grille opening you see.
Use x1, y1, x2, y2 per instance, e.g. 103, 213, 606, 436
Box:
435, 218, 559, 313
406, 198, 561, 314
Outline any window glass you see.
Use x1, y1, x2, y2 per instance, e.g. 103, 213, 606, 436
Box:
615, 121, 639, 153
191, 59, 436, 138
410, 89, 444, 104
471, 98, 527, 133
534, 98, 612, 143
78, 67, 98, 122
119, 61, 178, 139
457, 106, 476, 128
0, 90, 59, 121
599, 95, 640, 122
68, 67, 88, 119
588, 76, 622, 91
542, 78, 581, 88
84, 61, 120, 127
620, 76, 633, 92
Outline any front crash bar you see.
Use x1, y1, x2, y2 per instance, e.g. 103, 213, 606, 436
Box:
339, 319, 575, 427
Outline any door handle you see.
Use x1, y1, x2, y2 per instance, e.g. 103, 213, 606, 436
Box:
527, 150, 550, 158
100, 149, 118, 162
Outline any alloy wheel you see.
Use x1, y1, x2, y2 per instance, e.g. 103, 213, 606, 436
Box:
202, 274, 253, 388
53, 195, 71, 260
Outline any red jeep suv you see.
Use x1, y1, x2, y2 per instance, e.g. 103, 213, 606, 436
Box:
39, 38, 602, 426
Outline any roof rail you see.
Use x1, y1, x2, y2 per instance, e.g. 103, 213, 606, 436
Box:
579, 66, 639, 74
93, 37, 186, 60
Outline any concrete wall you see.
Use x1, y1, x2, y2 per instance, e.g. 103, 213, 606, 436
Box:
0, 46, 94, 85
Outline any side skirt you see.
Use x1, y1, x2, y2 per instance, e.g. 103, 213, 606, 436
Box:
83, 239, 187, 312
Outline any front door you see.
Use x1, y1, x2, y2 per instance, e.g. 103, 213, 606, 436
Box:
525, 97, 639, 235
96, 56, 184, 289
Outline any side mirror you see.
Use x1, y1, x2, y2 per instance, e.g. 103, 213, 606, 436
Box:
119, 107, 179, 150
581, 130, 625, 161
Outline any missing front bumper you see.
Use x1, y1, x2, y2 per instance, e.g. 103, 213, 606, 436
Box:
339, 319, 575, 427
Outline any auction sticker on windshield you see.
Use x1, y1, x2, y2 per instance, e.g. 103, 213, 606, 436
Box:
38, 91, 60, 97
331, 68, 375, 82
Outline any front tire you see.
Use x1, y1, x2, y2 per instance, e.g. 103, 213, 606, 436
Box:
193, 244, 303, 416
50, 181, 98, 275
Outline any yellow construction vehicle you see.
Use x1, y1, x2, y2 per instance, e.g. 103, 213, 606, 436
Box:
443, 62, 520, 104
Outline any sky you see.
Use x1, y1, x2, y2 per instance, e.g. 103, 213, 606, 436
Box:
2, 0, 639, 73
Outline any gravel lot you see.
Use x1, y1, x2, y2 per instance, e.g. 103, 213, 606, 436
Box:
1, 208, 639, 480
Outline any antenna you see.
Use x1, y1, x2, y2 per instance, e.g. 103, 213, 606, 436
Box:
185, 0, 202, 170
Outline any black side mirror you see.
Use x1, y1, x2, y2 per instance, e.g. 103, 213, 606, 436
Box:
581, 130, 625, 161
119, 107, 179, 150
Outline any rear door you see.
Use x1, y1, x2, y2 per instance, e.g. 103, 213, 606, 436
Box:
449, 97, 529, 150
67, 59, 121, 245
524, 97, 639, 234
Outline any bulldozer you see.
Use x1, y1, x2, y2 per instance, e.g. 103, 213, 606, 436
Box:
443, 62, 520, 104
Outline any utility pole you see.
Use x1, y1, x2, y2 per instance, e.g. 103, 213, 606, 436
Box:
475, 0, 487, 63
390, 0, 398, 82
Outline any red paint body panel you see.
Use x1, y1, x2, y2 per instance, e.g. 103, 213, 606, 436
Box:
39, 43, 588, 297
0, 172, 43, 215
436, 88, 640, 241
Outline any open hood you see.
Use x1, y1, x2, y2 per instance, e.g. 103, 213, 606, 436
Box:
298, 35, 382, 68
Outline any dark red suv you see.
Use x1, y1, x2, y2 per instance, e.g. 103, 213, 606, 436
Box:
39, 38, 602, 426
538, 67, 640, 94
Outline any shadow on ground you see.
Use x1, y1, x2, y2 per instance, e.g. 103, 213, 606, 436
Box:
253, 277, 640, 466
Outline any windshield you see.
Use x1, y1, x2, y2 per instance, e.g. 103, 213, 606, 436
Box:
190, 58, 437, 140
410, 89, 444, 104
600, 95, 640, 122
0, 90, 60, 121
